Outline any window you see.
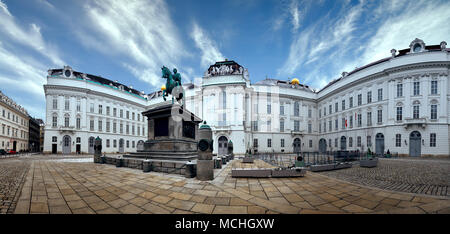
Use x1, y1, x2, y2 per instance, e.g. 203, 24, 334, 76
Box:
132, 112, 135, 120
137, 126, 140, 136
90, 119, 94, 131
120, 109, 123, 118
413, 105, 419, 119
397, 84, 403, 97
308, 108, 312, 118
335, 138, 338, 148
113, 140, 117, 148
98, 120, 102, 132
76, 137, 81, 143
76, 117, 81, 129
106, 106, 110, 115
52, 136, 57, 142
138, 114, 140, 121
335, 119, 338, 130
335, 103, 338, 113
396, 134, 401, 147
413, 81, 420, 96
308, 123, 312, 133
329, 105, 332, 114
53, 96, 58, 109
64, 115, 70, 127
280, 105, 284, 115
252, 121, 258, 131
357, 114, 362, 127
342, 100, 345, 110
367, 91, 372, 104
126, 124, 129, 134
294, 120, 300, 131
323, 107, 326, 116
350, 115, 353, 128
267, 139, 272, 148
319, 109, 321, 118
266, 120, 271, 131
431, 105, 437, 120
396, 107, 402, 121
106, 121, 110, 132
280, 119, 284, 132
430, 133, 436, 147
126, 111, 130, 119
253, 139, 258, 148
65, 97, 70, 110
357, 136, 361, 147
52, 116, 57, 127
378, 88, 383, 101
323, 122, 326, 133
113, 108, 117, 117
309, 140, 312, 148
281, 139, 285, 148
341, 117, 345, 129
267, 104, 271, 114
349, 137, 353, 147
90, 103, 94, 113
76, 100, 81, 112
328, 120, 332, 132
431, 80, 438, 95
132, 141, 135, 148
377, 110, 382, 123
106, 139, 110, 148
358, 94, 362, 106
294, 102, 299, 116
367, 112, 372, 126
126, 140, 129, 148
113, 122, 117, 133
349, 97, 353, 108
98, 105, 103, 114
319, 122, 321, 133
132, 125, 135, 135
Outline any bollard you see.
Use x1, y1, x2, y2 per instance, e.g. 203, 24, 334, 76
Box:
221, 156, 227, 165
116, 157, 123, 167
142, 160, 152, 173
185, 161, 196, 178
214, 157, 222, 169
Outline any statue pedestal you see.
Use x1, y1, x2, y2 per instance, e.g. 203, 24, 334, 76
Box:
123, 103, 202, 175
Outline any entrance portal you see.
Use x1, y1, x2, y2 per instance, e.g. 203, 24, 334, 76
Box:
62, 135, 71, 154
409, 131, 421, 157
88, 137, 95, 154
293, 138, 301, 153
375, 133, 385, 156
218, 136, 228, 155
340, 136, 347, 150
319, 138, 327, 153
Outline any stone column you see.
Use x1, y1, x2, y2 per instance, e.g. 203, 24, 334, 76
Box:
196, 122, 214, 181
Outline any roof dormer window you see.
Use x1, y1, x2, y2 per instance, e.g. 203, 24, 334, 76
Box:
413, 43, 422, 53
409, 38, 426, 53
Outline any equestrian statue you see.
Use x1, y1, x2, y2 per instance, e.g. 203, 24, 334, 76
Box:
161, 66, 185, 106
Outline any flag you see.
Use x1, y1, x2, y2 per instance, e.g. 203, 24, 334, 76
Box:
345, 119, 347, 127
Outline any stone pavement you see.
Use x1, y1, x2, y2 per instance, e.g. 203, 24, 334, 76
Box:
319, 158, 450, 197
0, 159, 30, 214
5, 155, 448, 214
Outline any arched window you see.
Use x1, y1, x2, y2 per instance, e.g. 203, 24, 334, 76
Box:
64, 114, 70, 127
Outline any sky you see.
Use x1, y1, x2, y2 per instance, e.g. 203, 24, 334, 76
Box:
0, 0, 449, 121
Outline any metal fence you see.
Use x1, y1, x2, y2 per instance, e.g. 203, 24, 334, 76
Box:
252, 151, 399, 168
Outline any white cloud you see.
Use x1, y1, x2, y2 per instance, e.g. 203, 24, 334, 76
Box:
79, 0, 189, 88
290, 0, 301, 32
0, 0, 63, 66
190, 22, 225, 68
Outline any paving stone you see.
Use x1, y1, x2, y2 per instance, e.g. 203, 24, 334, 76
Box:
72, 207, 96, 214
191, 203, 215, 214
168, 192, 192, 201
118, 204, 144, 214
109, 198, 129, 209
167, 199, 196, 211
213, 205, 247, 214
341, 204, 373, 213
151, 195, 173, 204
49, 205, 71, 214
30, 202, 48, 214
142, 203, 171, 214
204, 197, 230, 205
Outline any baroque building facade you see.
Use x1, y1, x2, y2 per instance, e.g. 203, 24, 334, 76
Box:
43, 66, 147, 154
43, 39, 449, 157
0, 91, 30, 152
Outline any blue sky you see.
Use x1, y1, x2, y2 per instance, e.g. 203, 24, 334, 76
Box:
0, 0, 449, 121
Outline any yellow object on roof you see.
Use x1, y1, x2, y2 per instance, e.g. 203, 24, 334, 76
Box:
161, 84, 166, 91
291, 78, 300, 85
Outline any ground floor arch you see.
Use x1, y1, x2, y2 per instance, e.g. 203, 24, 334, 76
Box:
376, 133, 385, 156
409, 131, 421, 157
62, 135, 71, 154
293, 138, 301, 153
218, 136, 228, 155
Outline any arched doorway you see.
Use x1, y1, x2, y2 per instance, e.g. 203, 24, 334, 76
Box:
119, 138, 124, 153
218, 136, 228, 155
62, 135, 71, 154
319, 138, 327, 153
137, 140, 145, 151
340, 136, 347, 150
88, 137, 95, 154
293, 138, 301, 153
409, 131, 421, 157
375, 133, 384, 156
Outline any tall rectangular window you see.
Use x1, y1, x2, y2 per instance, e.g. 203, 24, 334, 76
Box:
126, 124, 129, 134
308, 108, 312, 118
113, 122, 117, 133
113, 108, 117, 117
319, 122, 321, 133
358, 94, 362, 106
377, 109, 382, 123
280, 105, 284, 115
349, 97, 353, 108
367, 112, 372, 126
308, 123, 312, 133
64, 116, 69, 127
396, 134, 401, 147
431, 80, 438, 95
349, 137, 353, 147
120, 109, 123, 118
413, 81, 420, 96
431, 105, 437, 120
253, 139, 258, 148
98, 105, 102, 114
309, 140, 312, 148
281, 139, 285, 148
90, 119, 94, 131
53, 96, 58, 109
132, 112, 135, 120
90, 103, 94, 113
413, 105, 419, 119
65, 97, 70, 110
329, 105, 332, 114
267, 139, 272, 148
430, 133, 436, 147
357, 114, 362, 127
294, 102, 299, 116
126, 111, 129, 119
328, 120, 332, 131
106, 121, 110, 132
323, 122, 326, 133
397, 83, 403, 97
98, 120, 102, 132
324, 107, 326, 116
294, 120, 300, 131
396, 107, 402, 121
76, 117, 81, 129
350, 115, 353, 128
335, 119, 338, 130
76, 100, 81, 112
341, 117, 345, 129
280, 119, 284, 132
120, 123, 123, 134
378, 88, 383, 101
266, 120, 271, 131
335, 102, 338, 113
252, 121, 258, 131
367, 91, 372, 104
106, 106, 110, 115
267, 104, 271, 114
342, 100, 345, 110
357, 136, 361, 147
52, 116, 57, 127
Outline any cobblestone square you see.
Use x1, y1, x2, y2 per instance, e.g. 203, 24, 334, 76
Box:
1, 154, 449, 214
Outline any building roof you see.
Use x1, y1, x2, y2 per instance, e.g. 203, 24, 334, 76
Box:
253, 78, 315, 93
0, 90, 28, 116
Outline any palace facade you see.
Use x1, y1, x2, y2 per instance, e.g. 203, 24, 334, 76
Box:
0, 91, 30, 152
44, 39, 450, 157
